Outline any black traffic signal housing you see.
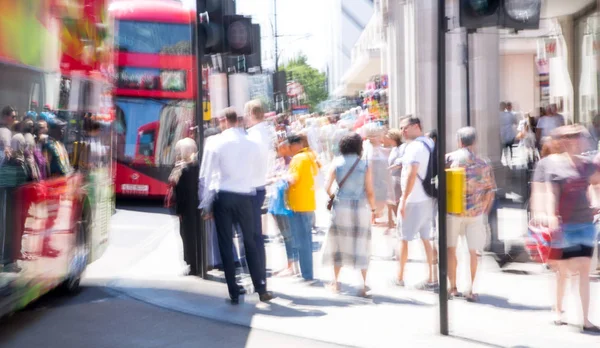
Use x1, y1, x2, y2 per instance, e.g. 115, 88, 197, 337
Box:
198, 0, 234, 54
224, 15, 253, 56
246, 24, 262, 69
459, 0, 541, 31
502, 0, 541, 30
459, 0, 500, 30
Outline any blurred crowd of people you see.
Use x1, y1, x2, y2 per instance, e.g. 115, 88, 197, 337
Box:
0, 102, 107, 273
168, 100, 598, 332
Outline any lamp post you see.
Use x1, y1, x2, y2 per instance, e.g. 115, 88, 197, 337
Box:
195, 0, 207, 279
437, 0, 449, 336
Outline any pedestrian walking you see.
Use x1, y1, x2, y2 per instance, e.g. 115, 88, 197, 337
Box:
169, 138, 200, 276
270, 141, 295, 276
323, 133, 376, 297
386, 128, 404, 231
362, 123, 391, 222
395, 116, 435, 288
535, 104, 565, 146
500, 101, 518, 165
286, 134, 319, 281
445, 127, 496, 301
245, 99, 277, 287
425, 129, 439, 285
531, 125, 599, 332
200, 108, 273, 304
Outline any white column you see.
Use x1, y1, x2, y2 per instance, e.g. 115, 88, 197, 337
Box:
414, 0, 437, 132
443, 28, 468, 152
470, 28, 501, 162
386, 0, 407, 128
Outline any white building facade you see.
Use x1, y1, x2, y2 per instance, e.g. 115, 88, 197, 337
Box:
326, 0, 374, 95
337, 0, 599, 163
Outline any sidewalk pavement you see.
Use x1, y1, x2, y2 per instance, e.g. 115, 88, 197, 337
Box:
88, 205, 600, 348
94, 254, 599, 348
91, 167, 599, 347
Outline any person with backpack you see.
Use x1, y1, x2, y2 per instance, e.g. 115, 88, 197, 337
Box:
445, 127, 496, 302
395, 116, 436, 288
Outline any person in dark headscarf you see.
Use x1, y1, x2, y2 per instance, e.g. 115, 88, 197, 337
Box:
43, 118, 72, 177
9, 134, 39, 182
170, 138, 200, 275
0, 127, 11, 167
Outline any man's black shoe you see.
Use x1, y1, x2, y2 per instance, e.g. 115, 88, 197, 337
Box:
259, 291, 274, 302
230, 297, 239, 305
494, 254, 511, 269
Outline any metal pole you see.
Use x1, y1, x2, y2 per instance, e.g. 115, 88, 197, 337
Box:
274, 0, 278, 71
195, 0, 207, 279
465, 30, 471, 126
437, 0, 449, 336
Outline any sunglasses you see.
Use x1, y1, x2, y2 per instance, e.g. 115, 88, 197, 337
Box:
399, 123, 416, 131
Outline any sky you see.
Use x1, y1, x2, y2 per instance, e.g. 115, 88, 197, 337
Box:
182, 0, 328, 71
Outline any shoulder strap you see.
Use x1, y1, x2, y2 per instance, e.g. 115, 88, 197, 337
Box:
415, 138, 432, 153
338, 157, 361, 190
413, 139, 432, 182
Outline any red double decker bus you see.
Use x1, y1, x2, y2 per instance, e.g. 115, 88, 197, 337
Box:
0, 0, 113, 316
110, 0, 196, 197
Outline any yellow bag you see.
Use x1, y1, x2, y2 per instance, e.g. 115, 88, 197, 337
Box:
446, 168, 465, 215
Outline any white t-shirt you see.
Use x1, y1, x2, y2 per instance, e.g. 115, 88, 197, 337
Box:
537, 115, 565, 137
400, 137, 434, 203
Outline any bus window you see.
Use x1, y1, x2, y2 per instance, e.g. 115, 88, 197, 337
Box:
138, 130, 156, 157
115, 21, 192, 55
115, 98, 192, 166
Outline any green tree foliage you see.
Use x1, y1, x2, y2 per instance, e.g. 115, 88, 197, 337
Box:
281, 54, 328, 112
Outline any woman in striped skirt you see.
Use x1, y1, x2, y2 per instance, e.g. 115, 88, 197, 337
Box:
323, 133, 376, 297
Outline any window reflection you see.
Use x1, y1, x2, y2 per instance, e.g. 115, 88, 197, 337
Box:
115, 21, 192, 55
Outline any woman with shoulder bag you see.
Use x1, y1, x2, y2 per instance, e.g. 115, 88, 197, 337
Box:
169, 138, 200, 276
323, 133, 376, 297
533, 126, 600, 332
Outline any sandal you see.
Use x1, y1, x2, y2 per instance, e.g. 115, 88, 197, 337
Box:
357, 288, 371, 298
582, 325, 600, 334
552, 310, 566, 326
327, 282, 341, 294
448, 288, 461, 299
465, 293, 480, 303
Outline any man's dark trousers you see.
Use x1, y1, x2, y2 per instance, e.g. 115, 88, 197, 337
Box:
213, 191, 266, 299
251, 187, 267, 285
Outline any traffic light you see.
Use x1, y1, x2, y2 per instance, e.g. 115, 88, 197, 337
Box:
197, 0, 253, 55
198, 0, 234, 54
246, 24, 262, 69
459, 0, 500, 30
502, 0, 541, 30
459, 0, 541, 31
224, 15, 253, 55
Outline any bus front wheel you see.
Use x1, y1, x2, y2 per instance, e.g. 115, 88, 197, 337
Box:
62, 206, 91, 294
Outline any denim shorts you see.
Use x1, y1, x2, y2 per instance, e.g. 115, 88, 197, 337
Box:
549, 223, 597, 260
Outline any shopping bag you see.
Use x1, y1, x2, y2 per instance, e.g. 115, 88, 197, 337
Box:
268, 180, 292, 216
526, 220, 555, 263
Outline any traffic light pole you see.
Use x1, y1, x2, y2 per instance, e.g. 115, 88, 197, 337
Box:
195, 0, 207, 279
464, 30, 472, 126
437, 0, 449, 336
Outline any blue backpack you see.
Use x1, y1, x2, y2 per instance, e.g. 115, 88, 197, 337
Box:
268, 180, 292, 216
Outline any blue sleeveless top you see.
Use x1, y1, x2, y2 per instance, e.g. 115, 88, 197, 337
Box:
334, 154, 368, 200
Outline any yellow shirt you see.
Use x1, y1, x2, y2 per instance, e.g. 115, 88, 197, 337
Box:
287, 148, 318, 212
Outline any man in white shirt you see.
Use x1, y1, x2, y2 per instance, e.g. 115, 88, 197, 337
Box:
500, 102, 517, 163
536, 104, 565, 142
245, 99, 277, 289
200, 107, 273, 304
396, 116, 435, 288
